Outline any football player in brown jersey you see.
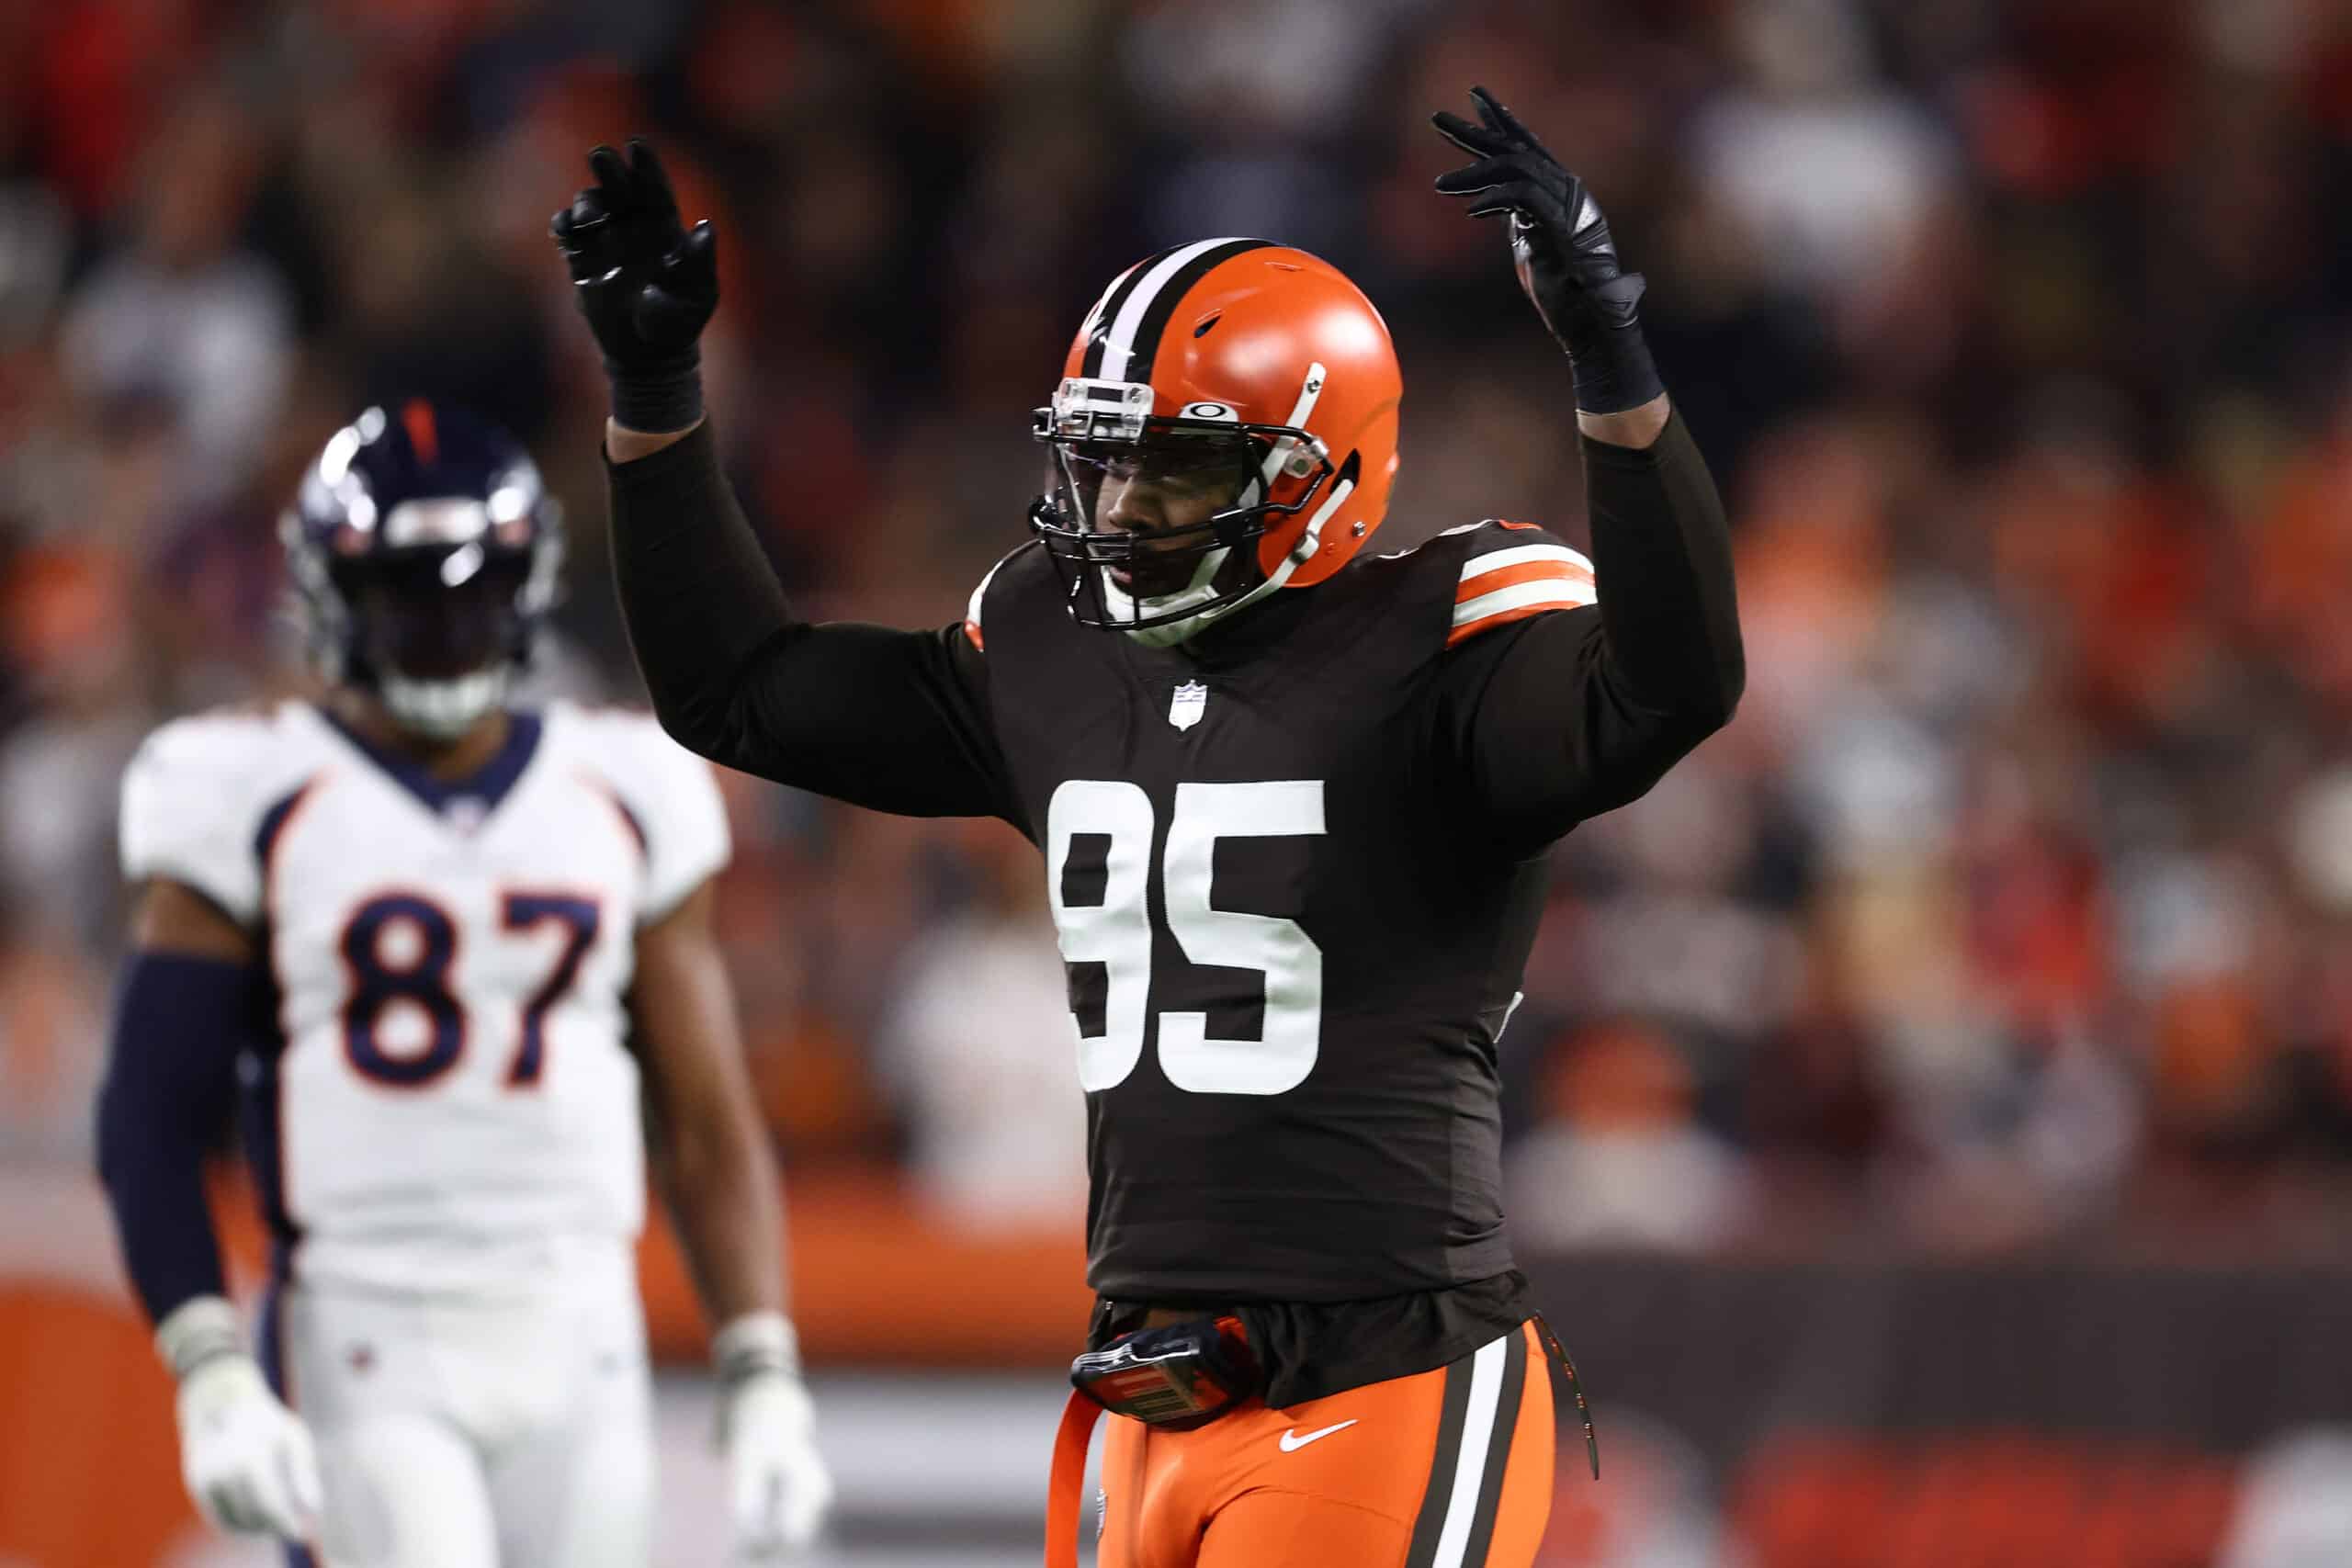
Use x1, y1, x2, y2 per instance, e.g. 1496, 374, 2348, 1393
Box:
552, 87, 1742, 1568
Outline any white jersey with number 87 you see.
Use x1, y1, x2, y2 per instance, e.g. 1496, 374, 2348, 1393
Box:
119, 699, 728, 1296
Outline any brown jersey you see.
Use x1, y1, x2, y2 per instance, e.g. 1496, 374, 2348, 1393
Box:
975, 524, 1599, 1303
605, 412, 1741, 1393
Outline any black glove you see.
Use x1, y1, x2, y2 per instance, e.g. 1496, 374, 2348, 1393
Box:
1431, 87, 1663, 415
550, 139, 718, 434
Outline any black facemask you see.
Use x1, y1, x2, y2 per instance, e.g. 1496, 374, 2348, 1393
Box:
338, 549, 534, 683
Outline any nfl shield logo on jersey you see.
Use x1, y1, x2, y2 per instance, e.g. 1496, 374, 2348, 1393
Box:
1169, 681, 1208, 731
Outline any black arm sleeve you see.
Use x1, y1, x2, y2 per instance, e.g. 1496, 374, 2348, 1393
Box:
606, 423, 1023, 828
96, 951, 256, 1325
1446, 410, 1744, 853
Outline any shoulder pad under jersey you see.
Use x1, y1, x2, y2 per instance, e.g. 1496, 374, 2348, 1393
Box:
119, 703, 329, 926
555, 703, 731, 922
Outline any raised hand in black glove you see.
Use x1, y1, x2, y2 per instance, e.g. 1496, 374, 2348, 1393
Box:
550, 139, 717, 434
1431, 87, 1663, 415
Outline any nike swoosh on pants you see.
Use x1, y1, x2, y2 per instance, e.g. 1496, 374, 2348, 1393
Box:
1277, 1419, 1359, 1452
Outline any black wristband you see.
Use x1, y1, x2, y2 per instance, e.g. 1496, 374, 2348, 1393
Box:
609, 351, 704, 434
1555, 274, 1663, 414
1565, 321, 1664, 415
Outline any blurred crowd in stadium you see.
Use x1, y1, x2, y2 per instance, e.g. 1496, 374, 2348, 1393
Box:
4, 0, 2351, 1260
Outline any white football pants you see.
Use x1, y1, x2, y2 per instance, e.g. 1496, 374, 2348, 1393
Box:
266, 1248, 653, 1568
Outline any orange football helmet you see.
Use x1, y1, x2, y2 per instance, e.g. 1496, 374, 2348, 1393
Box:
1029, 239, 1403, 643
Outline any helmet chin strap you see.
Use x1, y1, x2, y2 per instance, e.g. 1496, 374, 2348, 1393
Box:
379, 669, 512, 741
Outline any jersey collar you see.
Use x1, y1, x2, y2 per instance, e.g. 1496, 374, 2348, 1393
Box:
313, 704, 544, 824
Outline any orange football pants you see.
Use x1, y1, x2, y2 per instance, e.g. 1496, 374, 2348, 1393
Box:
1093, 1320, 1554, 1568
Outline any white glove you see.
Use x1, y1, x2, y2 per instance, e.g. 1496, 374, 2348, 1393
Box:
714, 1314, 833, 1561
159, 1297, 322, 1540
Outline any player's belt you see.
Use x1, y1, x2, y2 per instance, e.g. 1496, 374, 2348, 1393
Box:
1046, 1393, 1102, 1568
1532, 1312, 1601, 1483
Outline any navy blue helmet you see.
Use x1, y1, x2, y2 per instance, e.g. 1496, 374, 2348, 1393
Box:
282, 401, 562, 738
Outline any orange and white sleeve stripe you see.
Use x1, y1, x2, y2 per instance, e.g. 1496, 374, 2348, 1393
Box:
1447, 542, 1597, 647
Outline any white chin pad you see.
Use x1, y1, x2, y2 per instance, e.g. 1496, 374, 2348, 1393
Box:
379, 670, 510, 739
1103, 547, 1229, 647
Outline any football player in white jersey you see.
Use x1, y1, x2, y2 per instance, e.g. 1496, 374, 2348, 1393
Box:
95, 400, 833, 1567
